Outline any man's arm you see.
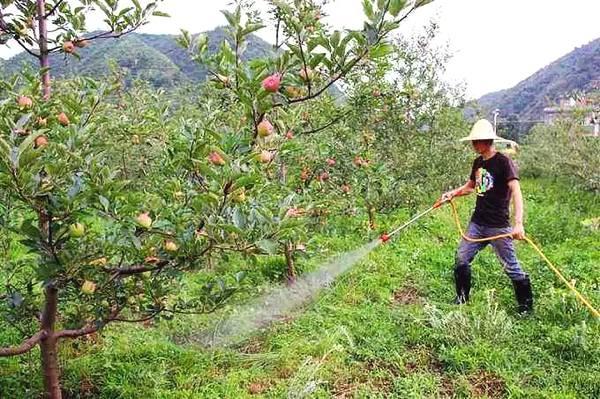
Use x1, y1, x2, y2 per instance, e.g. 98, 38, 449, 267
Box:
441, 180, 475, 202
508, 179, 525, 240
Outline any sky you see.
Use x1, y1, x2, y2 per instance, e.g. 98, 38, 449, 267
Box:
1, 0, 599, 99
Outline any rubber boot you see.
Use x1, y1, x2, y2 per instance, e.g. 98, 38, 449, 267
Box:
453, 267, 471, 304
512, 277, 534, 314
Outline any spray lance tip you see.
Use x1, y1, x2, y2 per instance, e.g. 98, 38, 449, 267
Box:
380, 232, 391, 243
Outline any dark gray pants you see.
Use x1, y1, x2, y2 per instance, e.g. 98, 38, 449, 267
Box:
455, 222, 529, 281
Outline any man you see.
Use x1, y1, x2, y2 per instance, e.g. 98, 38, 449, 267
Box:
438, 119, 533, 313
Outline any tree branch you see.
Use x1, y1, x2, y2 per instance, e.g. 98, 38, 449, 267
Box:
0, 8, 41, 59
46, 23, 144, 52
301, 109, 352, 136
43, 0, 65, 18
103, 260, 170, 276
14, 36, 41, 58
111, 308, 165, 323
0, 330, 47, 357
56, 307, 121, 339
284, 49, 368, 106
278, 1, 424, 109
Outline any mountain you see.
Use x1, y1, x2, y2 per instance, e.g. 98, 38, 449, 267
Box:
478, 38, 600, 120
0, 28, 274, 87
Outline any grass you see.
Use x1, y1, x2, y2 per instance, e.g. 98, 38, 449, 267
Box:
1, 179, 599, 398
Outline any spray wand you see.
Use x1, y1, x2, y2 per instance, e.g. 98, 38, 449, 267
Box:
379, 199, 448, 243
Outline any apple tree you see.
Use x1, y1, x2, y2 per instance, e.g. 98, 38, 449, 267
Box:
177, 0, 435, 279
0, 0, 435, 397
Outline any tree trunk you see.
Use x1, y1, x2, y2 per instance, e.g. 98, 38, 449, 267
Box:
284, 241, 296, 285
34, 4, 60, 396
40, 286, 62, 399
367, 205, 376, 230
36, 0, 51, 99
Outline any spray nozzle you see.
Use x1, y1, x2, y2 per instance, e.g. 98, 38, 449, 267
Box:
380, 232, 390, 243
433, 198, 451, 209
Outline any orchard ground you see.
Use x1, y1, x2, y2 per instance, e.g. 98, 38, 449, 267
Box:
1, 178, 598, 398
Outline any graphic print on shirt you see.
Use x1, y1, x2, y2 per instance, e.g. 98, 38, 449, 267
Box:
475, 167, 494, 196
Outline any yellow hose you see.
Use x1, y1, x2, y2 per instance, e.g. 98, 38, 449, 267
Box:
447, 200, 599, 318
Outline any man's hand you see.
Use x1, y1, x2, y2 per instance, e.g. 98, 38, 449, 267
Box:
512, 222, 525, 240
440, 190, 456, 203
434, 190, 455, 208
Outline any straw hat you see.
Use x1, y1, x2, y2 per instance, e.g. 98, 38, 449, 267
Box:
460, 119, 506, 142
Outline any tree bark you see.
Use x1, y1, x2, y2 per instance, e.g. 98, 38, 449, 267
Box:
284, 241, 296, 285
36, 0, 51, 99
367, 205, 376, 230
35, 8, 59, 392
40, 286, 62, 399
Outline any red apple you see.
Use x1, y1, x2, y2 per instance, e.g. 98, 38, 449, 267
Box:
164, 240, 178, 252
257, 119, 274, 137
17, 95, 33, 109
262, 73, 281, 93
299, 67, 314, 82
81, 280, 97, 295
63, 41, 75, 54
34, 135, 49, 148
57, 112, 70, 126
136, 212, 153, 229
208, 151, 226, 166
258, 150, 273, 164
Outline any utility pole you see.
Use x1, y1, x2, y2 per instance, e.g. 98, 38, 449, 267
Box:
493, 109, 500, 134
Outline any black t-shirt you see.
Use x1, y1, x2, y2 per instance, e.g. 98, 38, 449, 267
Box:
469, 152, 519, 227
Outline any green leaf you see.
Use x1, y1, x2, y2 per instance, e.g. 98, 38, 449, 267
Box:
235, 271, 246, 283
330, 30, 341, 49
152, 11, 170, 17
0, 136, 9, 157
130, 233, 142, 250
242, 23, 265, 36
256, 239, 279, 255
99, 195, 110, 211
416, 0, 435, 8
389, 0, 407, 16
16, 131, 43, 167
67, 175, 83, 200
309, 53, 326, 69
20, 219, 41, 241
221, 9, 239, 28
232, 207, 246, 229
362, 0, 375, 21
369, 42, 394, 58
